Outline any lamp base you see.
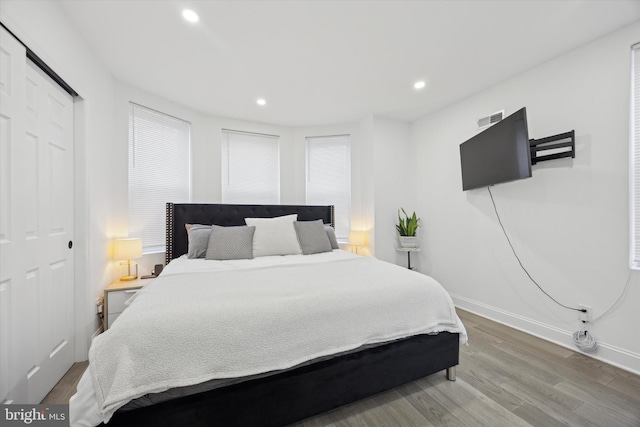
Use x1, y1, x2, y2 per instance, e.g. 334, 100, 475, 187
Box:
118, 261, 138, 281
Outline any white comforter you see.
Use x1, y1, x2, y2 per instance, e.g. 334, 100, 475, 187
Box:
70, 251, 466, 426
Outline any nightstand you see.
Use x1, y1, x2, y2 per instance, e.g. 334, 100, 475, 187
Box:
104, 278, 151, 330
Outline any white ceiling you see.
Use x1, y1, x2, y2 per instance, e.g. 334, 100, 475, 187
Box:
59, 0, 640, 127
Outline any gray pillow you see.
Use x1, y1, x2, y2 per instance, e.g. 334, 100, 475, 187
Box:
324, 225, 339, 249
294, 220, 333, 255
206, 225, 256, 260
186, 224, 212, 259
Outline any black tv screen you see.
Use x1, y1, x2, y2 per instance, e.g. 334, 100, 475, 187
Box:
459, 107, 532, 191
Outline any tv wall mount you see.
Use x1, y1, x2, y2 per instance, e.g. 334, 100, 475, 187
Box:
529, 130, 575, 165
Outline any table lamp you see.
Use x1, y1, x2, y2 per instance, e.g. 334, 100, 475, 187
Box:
114, 238, 142, 281
349, 230, 367, 254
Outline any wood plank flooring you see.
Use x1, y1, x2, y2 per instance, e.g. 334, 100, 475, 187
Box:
42, 309, 640, 426
41, 360, 88, 405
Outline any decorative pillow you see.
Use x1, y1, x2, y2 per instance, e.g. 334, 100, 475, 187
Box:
206, 225, 256, 260
244, 214, 302, 257
324, 225, 340, 250
294, 220, 333, 255
186, 224, 212, 259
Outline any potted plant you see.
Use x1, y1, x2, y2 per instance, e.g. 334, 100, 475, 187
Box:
396, 208, 420, 248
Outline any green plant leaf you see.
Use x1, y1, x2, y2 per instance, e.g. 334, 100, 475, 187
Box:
396, 207, 420, 236
396, 208, 420, 236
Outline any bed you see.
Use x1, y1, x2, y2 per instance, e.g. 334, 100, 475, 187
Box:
70, 203, 465, 427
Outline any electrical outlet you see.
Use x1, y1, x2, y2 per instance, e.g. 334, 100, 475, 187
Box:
579, 304, 592, 323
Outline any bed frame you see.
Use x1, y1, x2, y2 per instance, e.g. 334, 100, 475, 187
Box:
103, 203, 459, 427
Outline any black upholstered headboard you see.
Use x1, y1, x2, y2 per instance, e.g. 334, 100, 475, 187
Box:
165, 203, 335, 264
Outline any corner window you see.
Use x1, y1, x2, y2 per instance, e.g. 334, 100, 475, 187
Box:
128, 103, 191, 252
306, 135, 351, 239
221, 130, 280, 204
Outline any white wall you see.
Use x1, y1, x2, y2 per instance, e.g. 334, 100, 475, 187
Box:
356, 117, 376, 255
411, 22, 640, 373
372, 116, 412, 265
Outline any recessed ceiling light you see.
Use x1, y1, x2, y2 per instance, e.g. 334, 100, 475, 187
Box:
182, 9, 199, 23
256, 99, 267, 106
414, 81, 426, 90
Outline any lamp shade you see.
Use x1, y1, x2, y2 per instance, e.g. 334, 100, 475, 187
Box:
349, 230, 367, 246
113, 238, 143, 261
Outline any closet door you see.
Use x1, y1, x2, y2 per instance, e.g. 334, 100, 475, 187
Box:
0, 26, 75, 404
24, 58, 75, 404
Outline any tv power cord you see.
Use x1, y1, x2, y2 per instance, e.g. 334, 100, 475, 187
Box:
487, 186, 633, 352
572, 329, 597, 353
572, 270, 633, 352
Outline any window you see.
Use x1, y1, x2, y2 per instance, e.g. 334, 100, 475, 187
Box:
221, 130, 280, 204
128, 103, 191, 252
631, 43, 640, 269
306, 135, 351, 239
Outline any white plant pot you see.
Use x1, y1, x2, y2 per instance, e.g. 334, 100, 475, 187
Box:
399, 236, 419, 248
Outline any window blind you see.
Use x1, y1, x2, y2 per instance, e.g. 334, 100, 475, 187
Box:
128, 103, 191, 252
221, 130, 280, 204
631, 43, 640, 269
306, 135, 351, 239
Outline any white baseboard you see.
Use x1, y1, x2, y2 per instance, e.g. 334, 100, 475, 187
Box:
451, 293, 640, 376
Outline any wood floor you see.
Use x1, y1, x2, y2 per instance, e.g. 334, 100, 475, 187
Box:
41, 360, 88, 405
43, 309, 640, 426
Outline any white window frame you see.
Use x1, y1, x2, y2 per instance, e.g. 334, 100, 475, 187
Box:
128, 103, 191, 253
221, 129, 280, 204
305, 134, 351, 240
630, 42, 640, 269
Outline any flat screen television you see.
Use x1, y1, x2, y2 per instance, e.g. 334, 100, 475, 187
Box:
459, 107, 532, 191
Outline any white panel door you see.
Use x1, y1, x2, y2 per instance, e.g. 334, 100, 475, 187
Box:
24, 59, 75, 404
0, 27, 75, 404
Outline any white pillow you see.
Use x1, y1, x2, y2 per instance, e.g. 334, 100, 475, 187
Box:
245, 214, 302, 257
